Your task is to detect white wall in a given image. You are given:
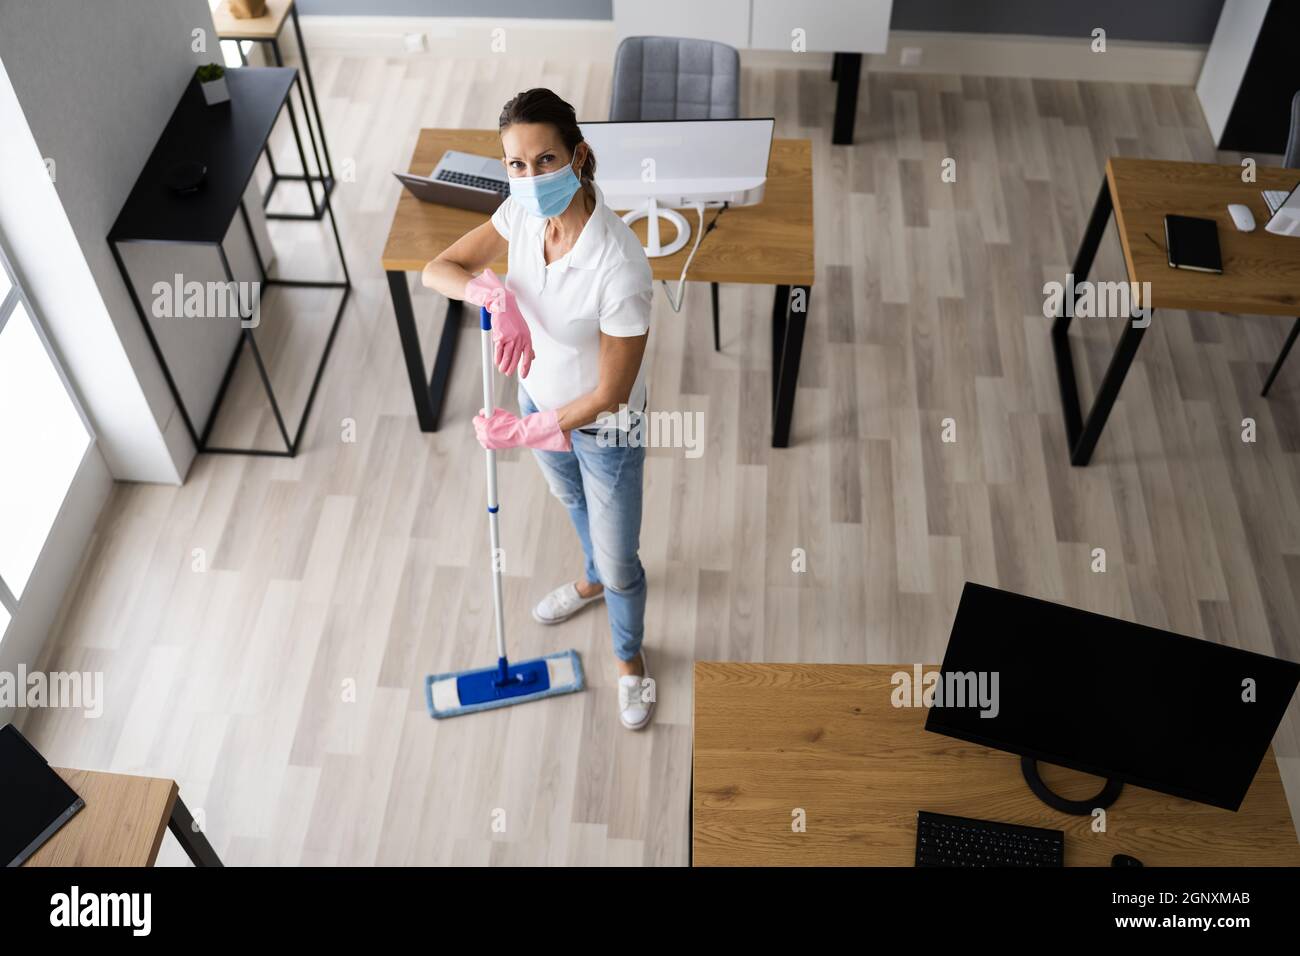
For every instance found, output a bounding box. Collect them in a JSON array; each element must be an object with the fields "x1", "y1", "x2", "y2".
[
  {"x1": 0, "y1": 53, "x2": 181, "y2": 483},
  {"x1": 0, "y1": 0, "x2": 272, "y2": 483},
  {"x1": 0, "y1": 0, "x2": 276, "y2": 716},
  {"x1": 0, "y1": 56, "x2": 117, "y2": 719},
  {"x1": 0, "y1": 447, "x2": 113, "y2": 731}
]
